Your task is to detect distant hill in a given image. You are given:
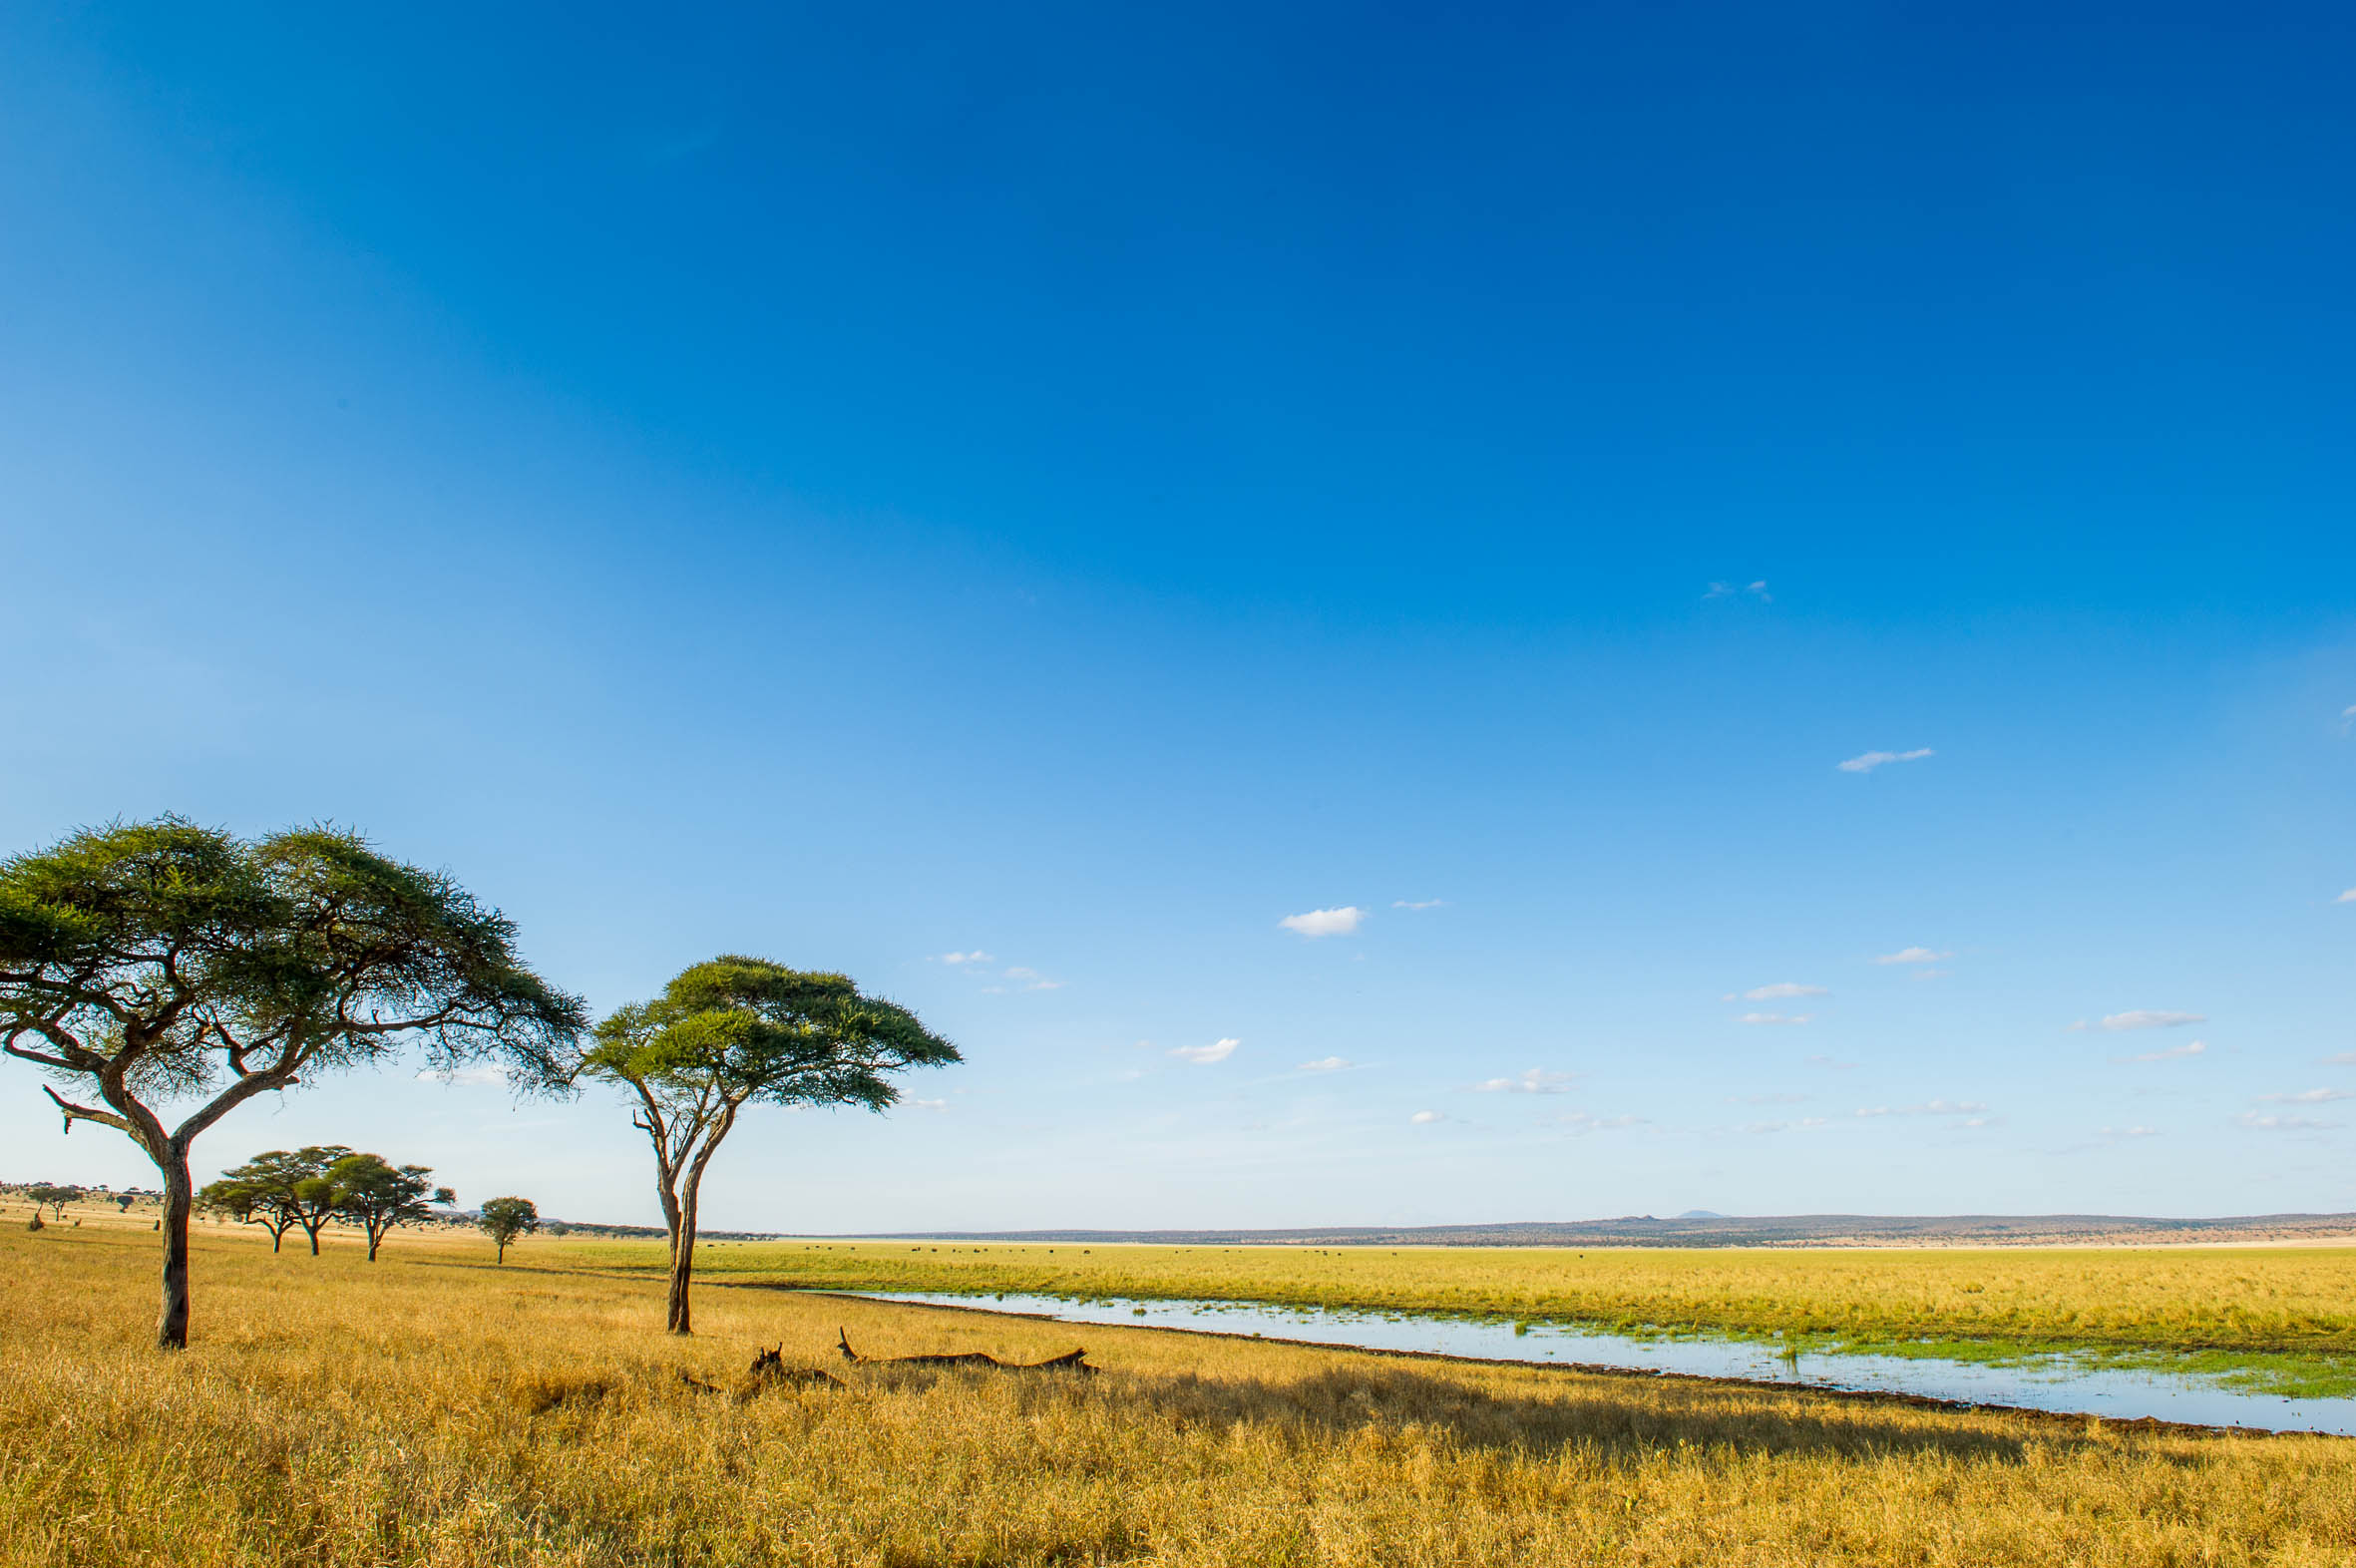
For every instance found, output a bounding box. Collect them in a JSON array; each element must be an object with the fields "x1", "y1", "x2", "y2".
[
  {"x1": 1675, "y1": 1210, "x2": 1727, "y2": 1220},
  {"x1": 825, "y1": 1212, "x2": 2356, "y2": 1249}
]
